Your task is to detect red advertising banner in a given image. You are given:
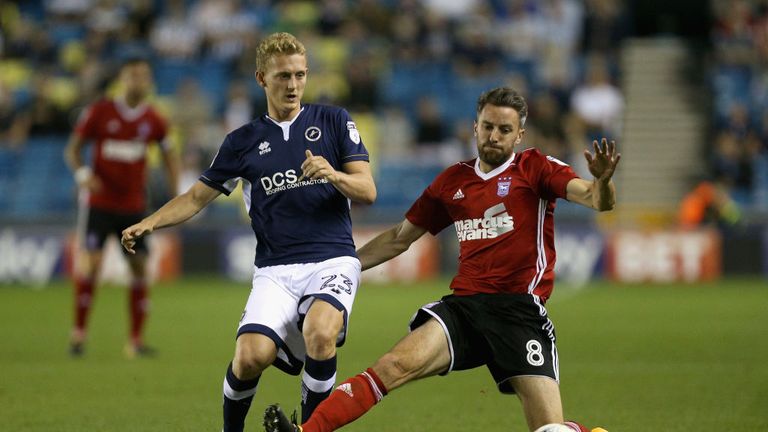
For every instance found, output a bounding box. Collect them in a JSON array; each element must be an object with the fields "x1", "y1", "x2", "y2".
[{"x1": 605, "y1": 229, "x2": 721, "y2": 283}]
